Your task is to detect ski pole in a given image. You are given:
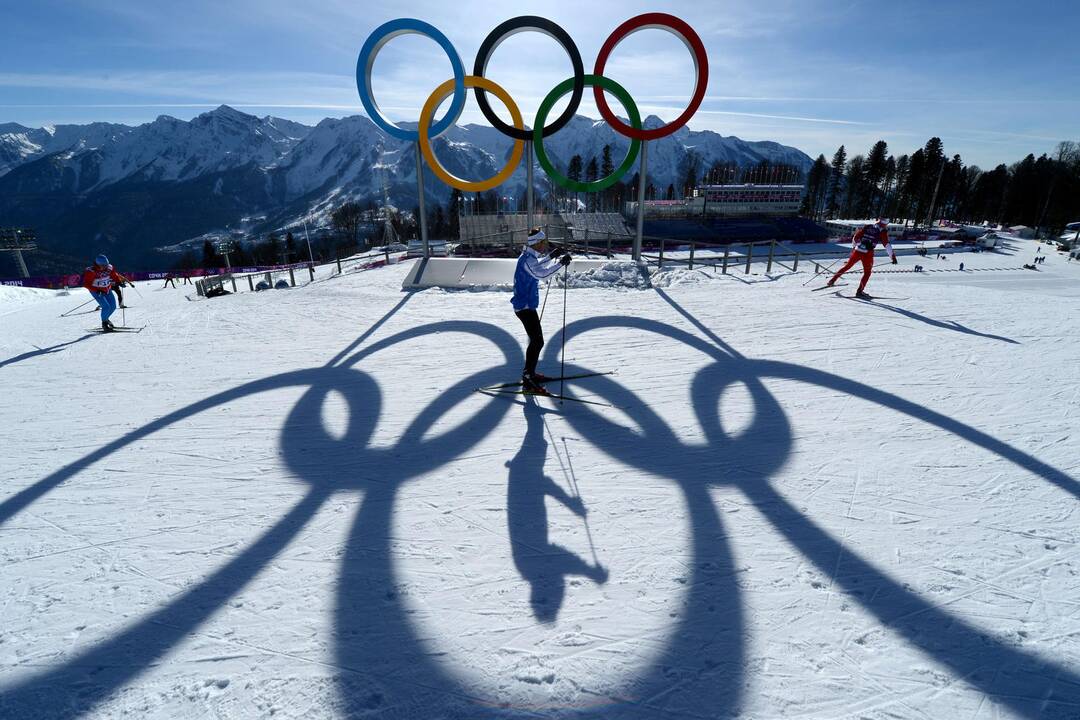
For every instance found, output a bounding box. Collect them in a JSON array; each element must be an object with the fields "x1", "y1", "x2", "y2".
[
  {"x1": 127, "y1": 279, "x2": 145, "y2": 300},
  {"x1": 559, "y1": 263, "x2": 568, "y2": 404},
  {"x1": 562, "y1": 437, "x2": 601, "y2": 566},
  {"x1": 539, "y1": 276, "x2": 552, "y2": 322},
  {"x1": 802, "y1": 256, "x2": 843, "y2": 286},
  {"x1": 60, "y1": 298, "x2": 94, "y2": 317}
]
